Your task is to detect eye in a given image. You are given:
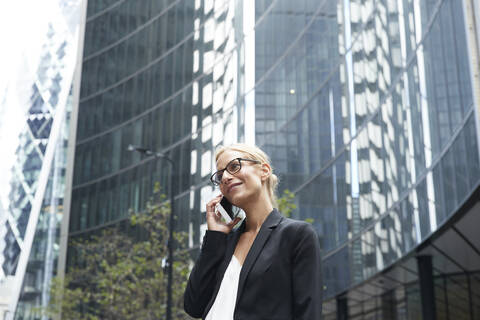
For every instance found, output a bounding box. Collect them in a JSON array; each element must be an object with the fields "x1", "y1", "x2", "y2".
[{"x1": 228, "y1": 162, "x2": 240, "y2": 172}]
